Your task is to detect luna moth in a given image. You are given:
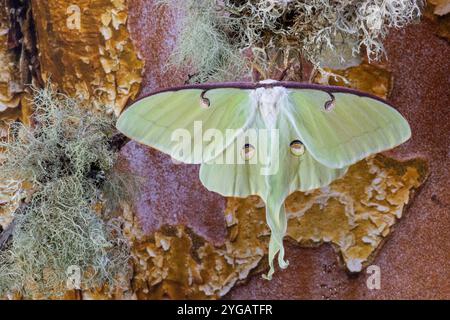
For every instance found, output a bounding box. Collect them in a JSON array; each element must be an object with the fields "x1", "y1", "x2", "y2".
[{"x1": 116, "y1": 80, "x2": 411, "y2": 279}]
